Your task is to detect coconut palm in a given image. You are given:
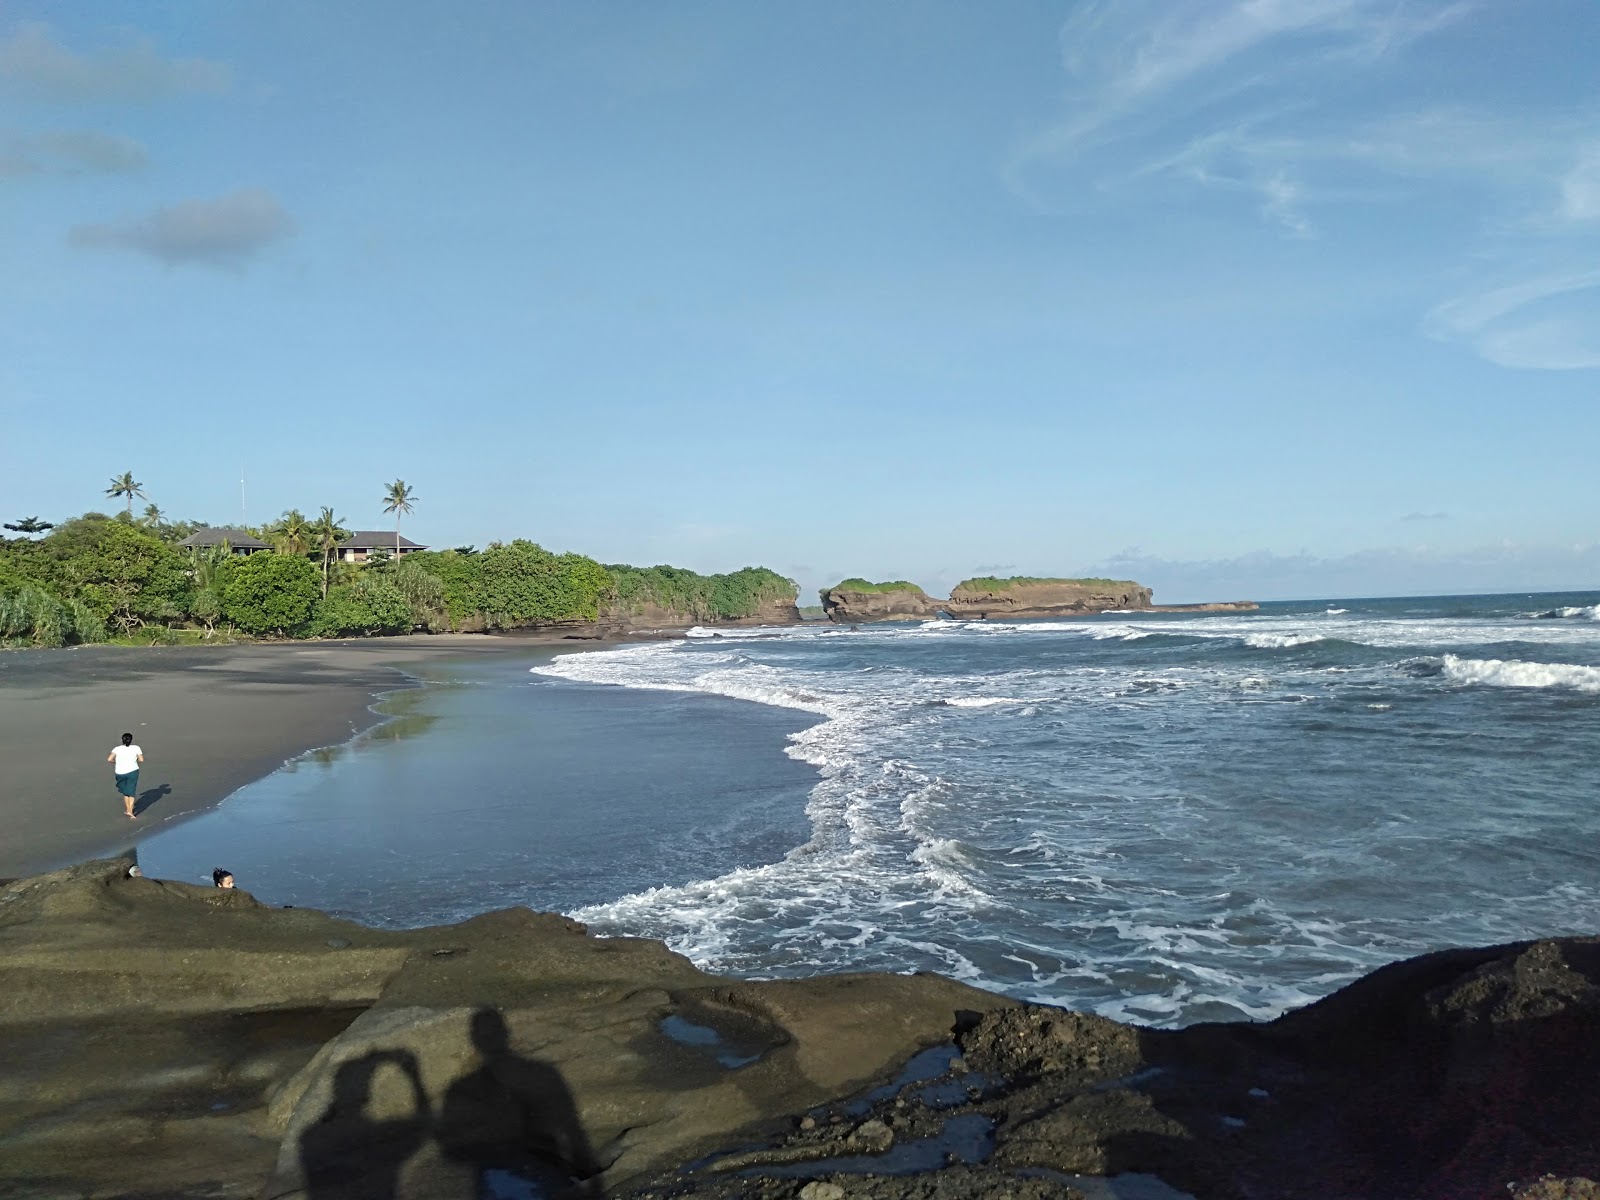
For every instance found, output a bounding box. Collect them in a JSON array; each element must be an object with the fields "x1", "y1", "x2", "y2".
[
  {"x1": 3, "y1": 516, "x2": 53, "y2": 535},
  {"x1": 312, "y1": 506, "x2": 349, "y2": 598},
  {"x1": 140, "y1": 502, "x2": 164, "y2": 528},
  {"x1": 105, "y1": 472, "x2": 145, "y2": 515},
  {"x1": 271, "y1": 509, "x2": 312, "y2": 556},
  {"x1": 381, "y1": 479, "x2": 417, "y2": 556}
]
